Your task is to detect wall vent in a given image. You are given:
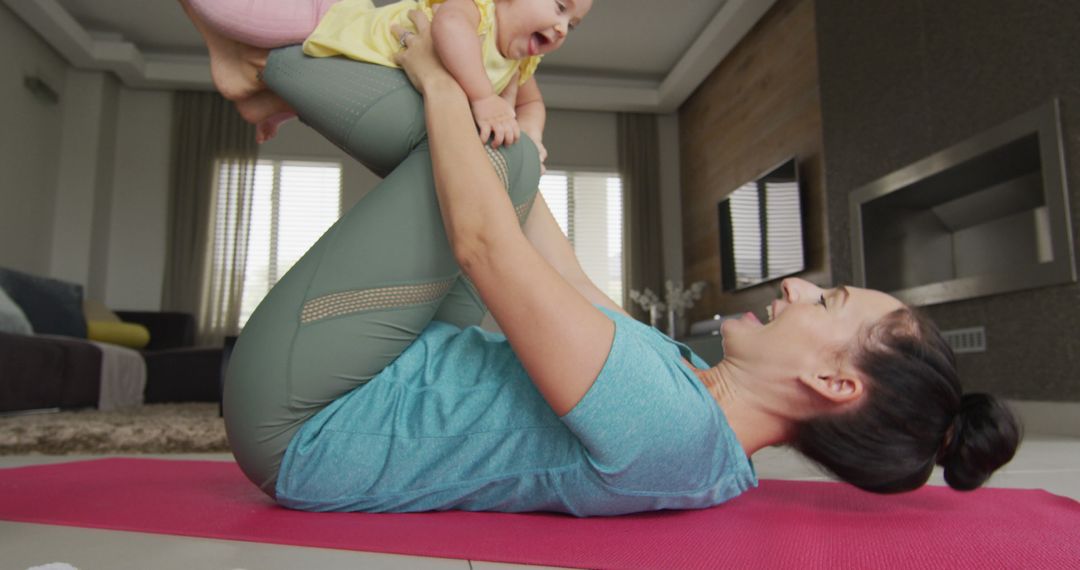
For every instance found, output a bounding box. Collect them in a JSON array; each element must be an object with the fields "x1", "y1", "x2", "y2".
[{"x1": 942, "y1": 327, "x2": 987, "y2": 354}]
